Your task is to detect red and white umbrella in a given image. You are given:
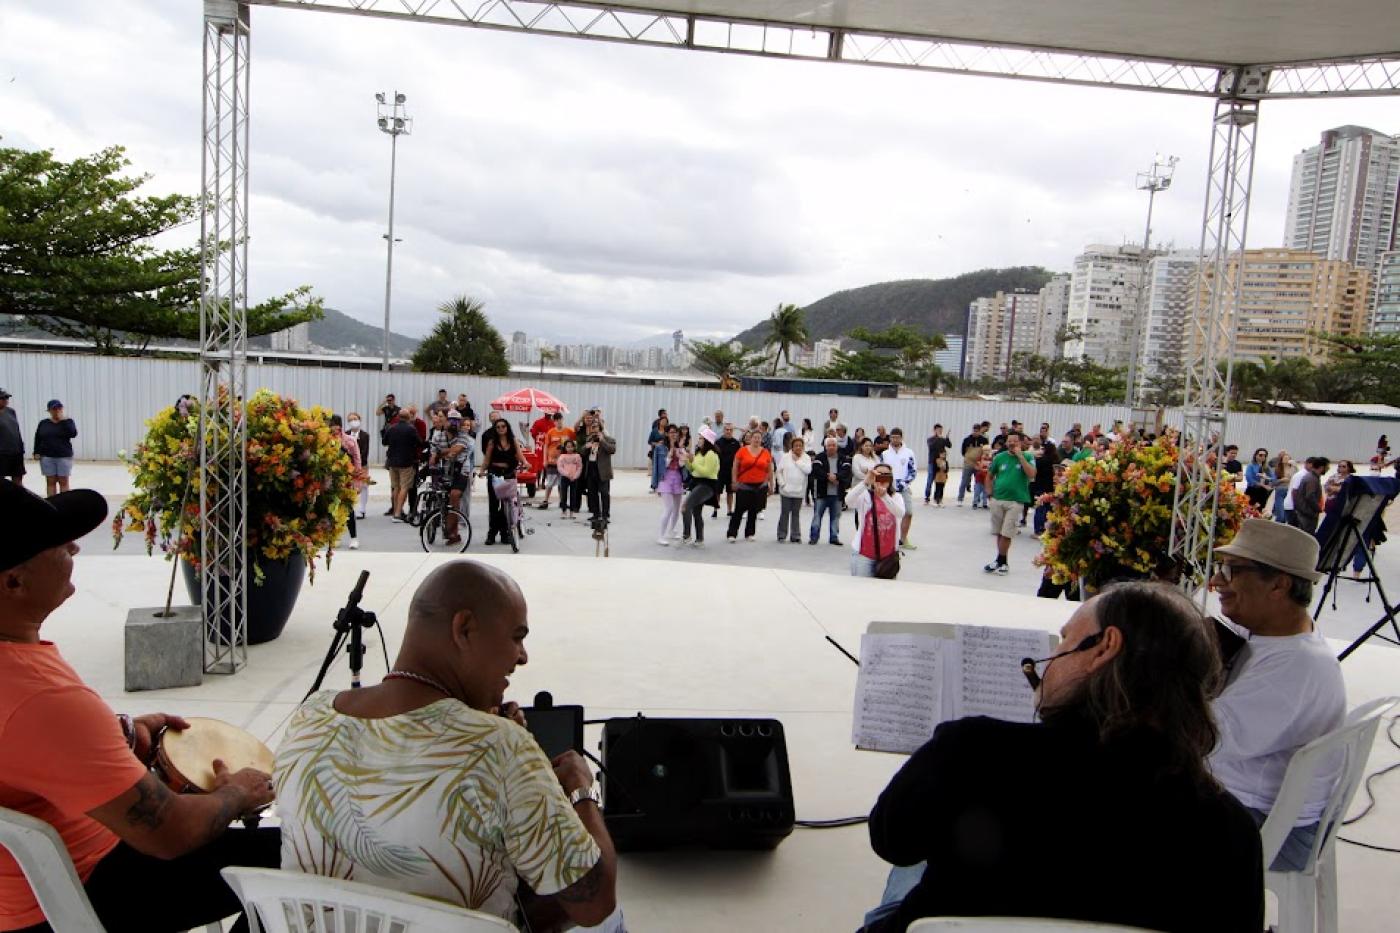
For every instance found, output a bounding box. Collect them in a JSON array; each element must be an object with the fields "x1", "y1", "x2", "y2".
[{"x1": 489, "y1": 387, "x2": 569, "y2": 414}]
